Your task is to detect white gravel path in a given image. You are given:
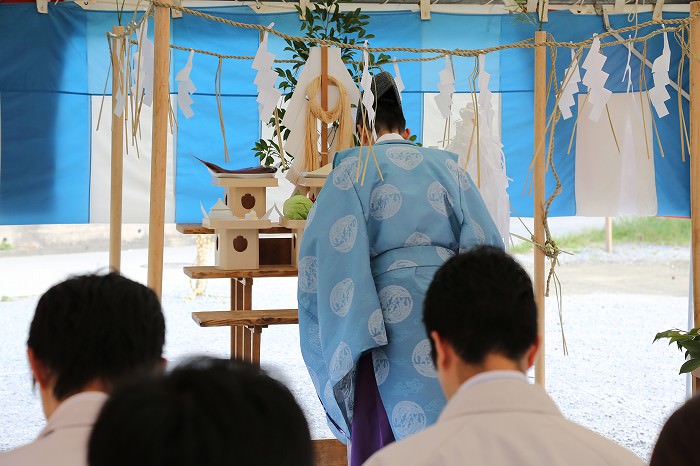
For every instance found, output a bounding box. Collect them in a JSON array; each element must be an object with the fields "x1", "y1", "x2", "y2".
[{"x1": 0, "y1": 243, "x2": 691, "y2": 462}]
